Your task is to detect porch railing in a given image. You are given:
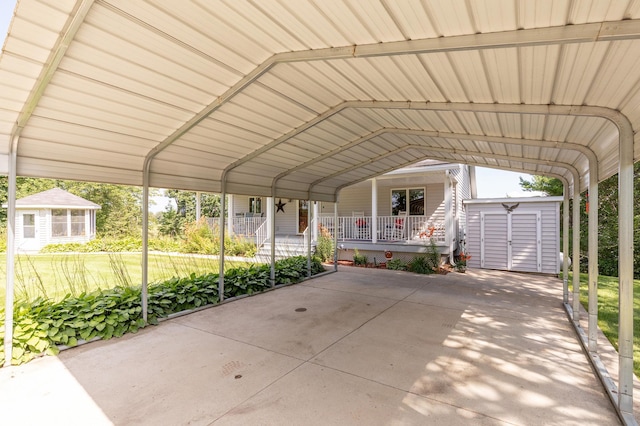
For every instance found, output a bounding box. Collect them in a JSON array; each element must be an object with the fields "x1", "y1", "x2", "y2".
[
  {"x1": 255, "y1": 219, "x2": 268, "y2": 249},
  {"x1": 315, "y1": 215, "x2": 446, "y2": 243}
]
